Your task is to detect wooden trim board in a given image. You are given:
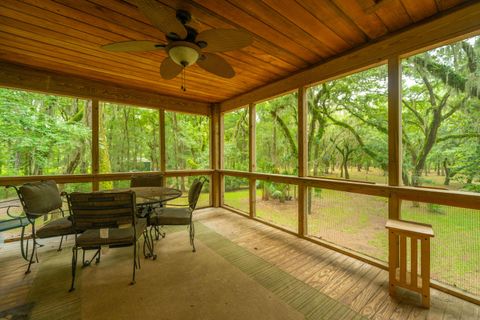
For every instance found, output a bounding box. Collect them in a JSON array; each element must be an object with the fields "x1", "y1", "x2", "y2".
[{"x1": 0, "y1": 61, "x2": 210, "y2": 115}]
